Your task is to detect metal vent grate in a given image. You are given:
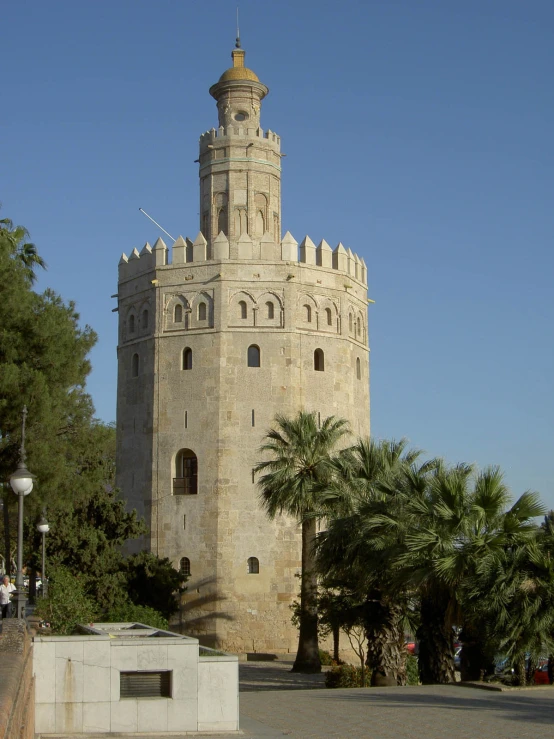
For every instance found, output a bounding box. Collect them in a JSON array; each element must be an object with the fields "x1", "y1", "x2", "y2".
[{"x1": 120, "y1": 670, "x2": 171, "y2": 699}]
